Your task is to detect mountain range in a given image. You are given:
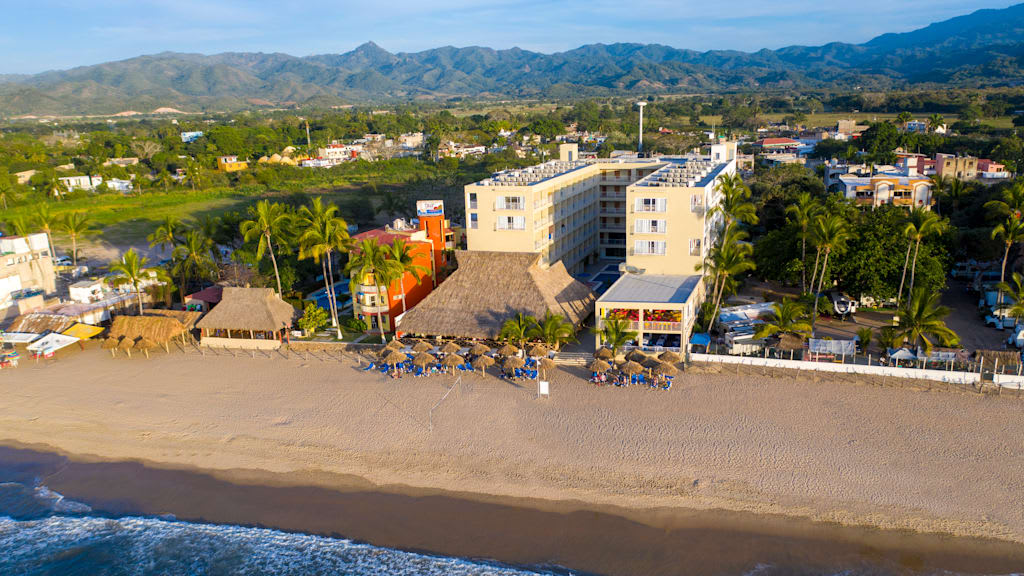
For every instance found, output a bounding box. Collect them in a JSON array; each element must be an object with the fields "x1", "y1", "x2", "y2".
[{"x1": 2, "y1": 3, "x2": 1023, "y2": 116}]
